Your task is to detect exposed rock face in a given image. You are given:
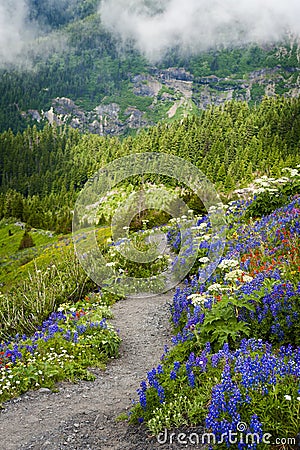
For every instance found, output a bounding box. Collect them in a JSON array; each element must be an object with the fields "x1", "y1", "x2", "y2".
[
  {"x1": 44, "y1": 107, "x2": 63, "y2": 126},
  {"x1": 132, "y1": 75, "x2": 162, "y2": 97},
  {"x1": 25, "y1": 63, "x2": 300, "y2": 136},
  {"x1": 153, "y1": 67, "x2": 194, "y2": 82},
  {"x1": 27, "y1": 110, "x2": 42, "y2": 122}
]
